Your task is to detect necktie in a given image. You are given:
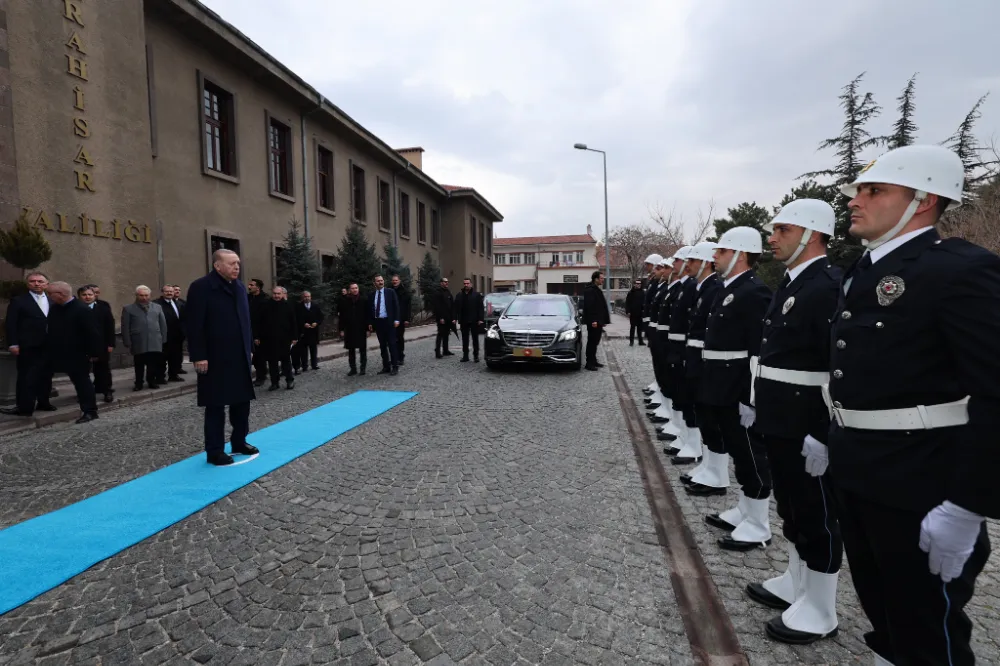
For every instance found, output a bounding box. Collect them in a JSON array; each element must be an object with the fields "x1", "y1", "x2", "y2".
[
  {"x1": 375, "y1": 290, "x2": 382, "y2": 318},
  {"x1": 855, "y1": 252, "x2": 873, "y2": 277},
  {"x1": 779, "y1": 274, "x2": 792, "y2": 291}
]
